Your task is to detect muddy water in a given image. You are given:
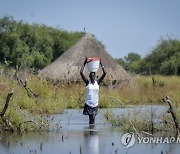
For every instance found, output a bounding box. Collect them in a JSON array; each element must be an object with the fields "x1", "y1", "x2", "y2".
[{"x1": 0, "y1": 106, "x2": 180, "y2": 154}]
